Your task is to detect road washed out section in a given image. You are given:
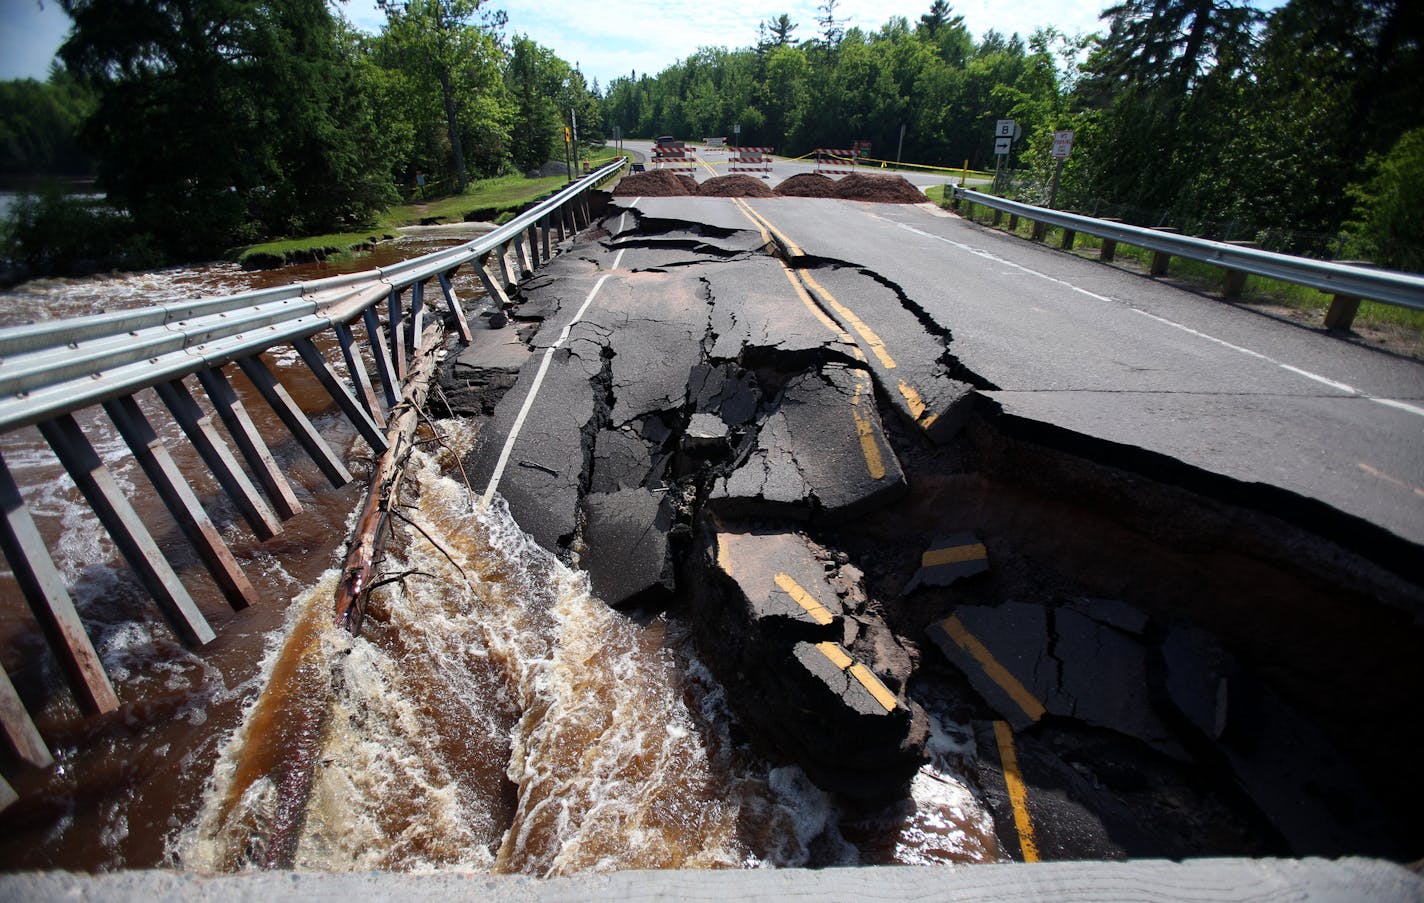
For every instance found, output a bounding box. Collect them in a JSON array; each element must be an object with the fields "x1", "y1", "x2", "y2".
[{"x1": 446, "y1": 187, "x2": 1424, "y2": 866}]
